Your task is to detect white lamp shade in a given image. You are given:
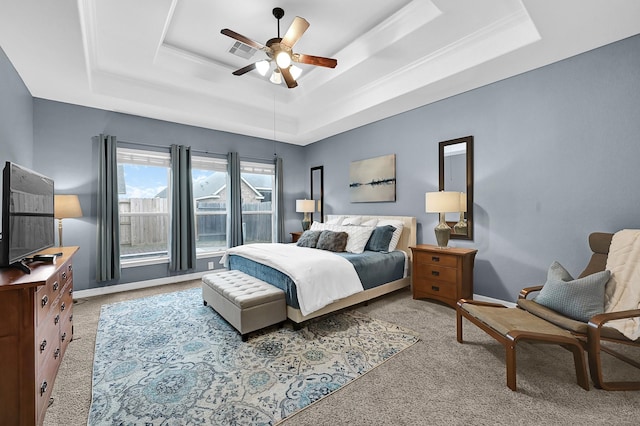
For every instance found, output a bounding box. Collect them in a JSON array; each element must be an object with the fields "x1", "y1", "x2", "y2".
[
  {"x1": 296, "y1": 199, "x2": 315, "y2": 213},
  {"x1": 255, "y1": 60, "x2": 270, "y2": 76},
  {"x1": 290, "y1": 65, "x2": 303, "y2": 80},
  {"x1": 425, "y1": 191, "x2": 460, "y2": 213},
  {"x1": 54, "y1": 194, "x2": 83, "y2": 219},
  {"x1": 459, "y1": 192, "x2": 467, "y2": 212},
  {"x1": 276, "y1": 51, "x2": 292, "y2": 68}
]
